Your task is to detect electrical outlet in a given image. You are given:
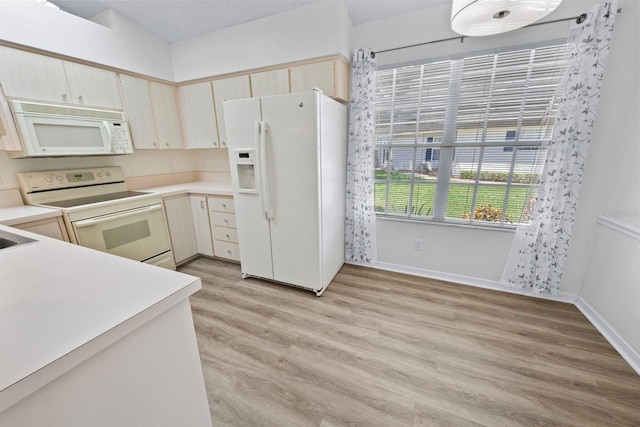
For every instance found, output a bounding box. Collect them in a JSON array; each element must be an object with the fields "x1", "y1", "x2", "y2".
[{"x1": 414, "y1": 239, "x2": 423, "y2": 251}]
